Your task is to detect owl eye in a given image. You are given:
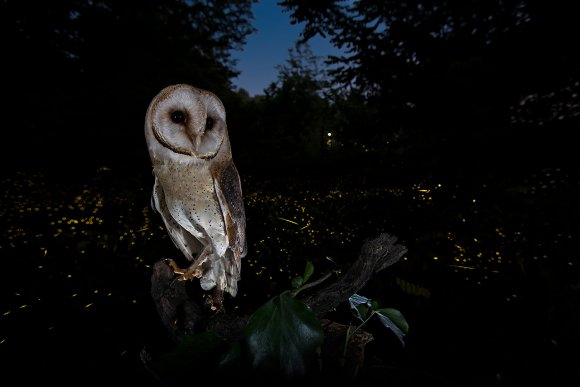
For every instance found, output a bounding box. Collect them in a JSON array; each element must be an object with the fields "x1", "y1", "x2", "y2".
[
  {"x1": 170, "y1": 111, "x2": 185, "y2": 124},
  {"x1": 205, "y1": 117, "x2": 214, "y2": 130}
]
